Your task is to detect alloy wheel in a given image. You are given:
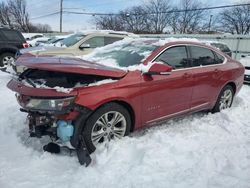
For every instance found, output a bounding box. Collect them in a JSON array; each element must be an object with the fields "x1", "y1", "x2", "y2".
[
  {"x1": 2, "y1": 56, "x2": 14, "y2": 67},
  {"x1": 219, "y1": 89, "x2": 233, "y2": 110},
  {"x1": 91, "y1": 111, "x2": 127, "y2": 147}
]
